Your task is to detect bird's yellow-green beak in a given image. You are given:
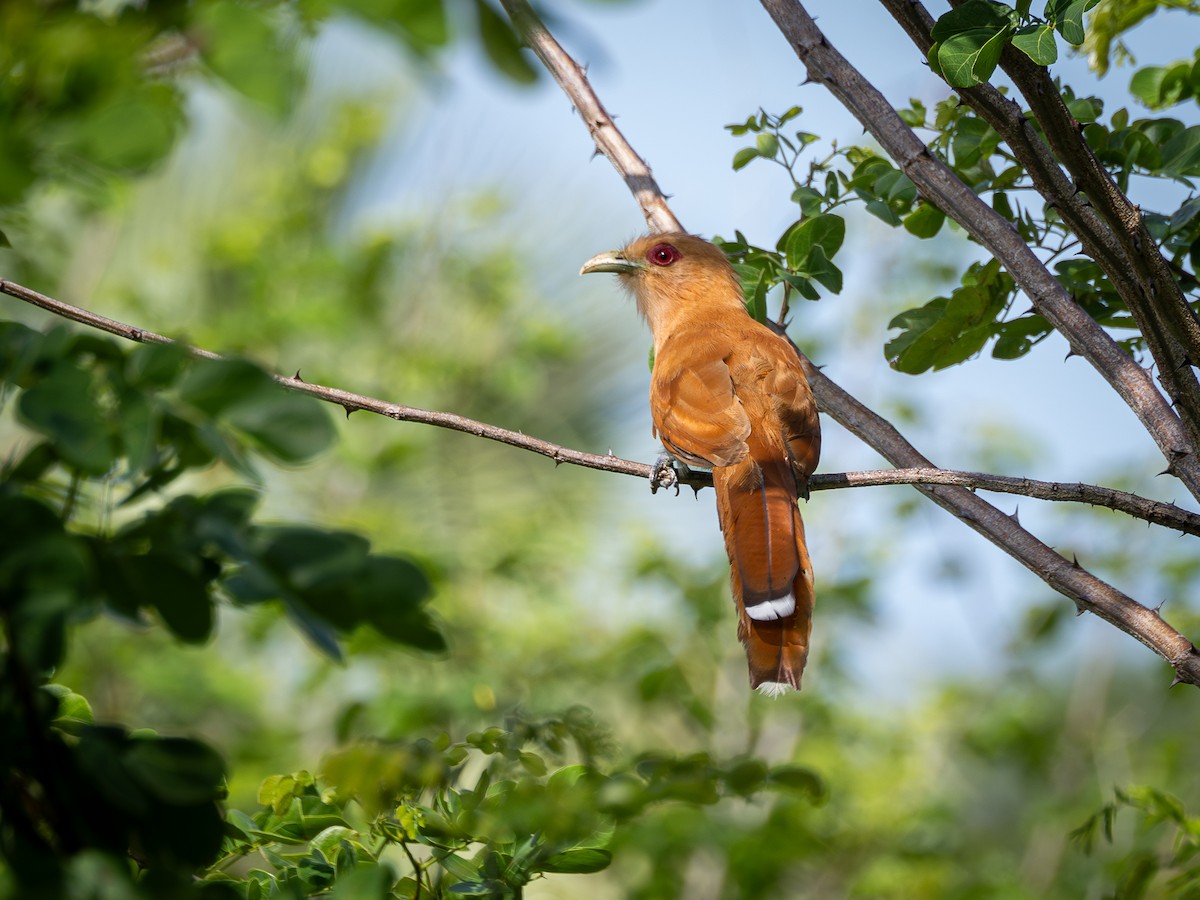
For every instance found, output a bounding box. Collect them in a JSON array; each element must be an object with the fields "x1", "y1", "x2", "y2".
[{"x1": 580, "y1": 251, "x2": 644, "y2": 276}]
